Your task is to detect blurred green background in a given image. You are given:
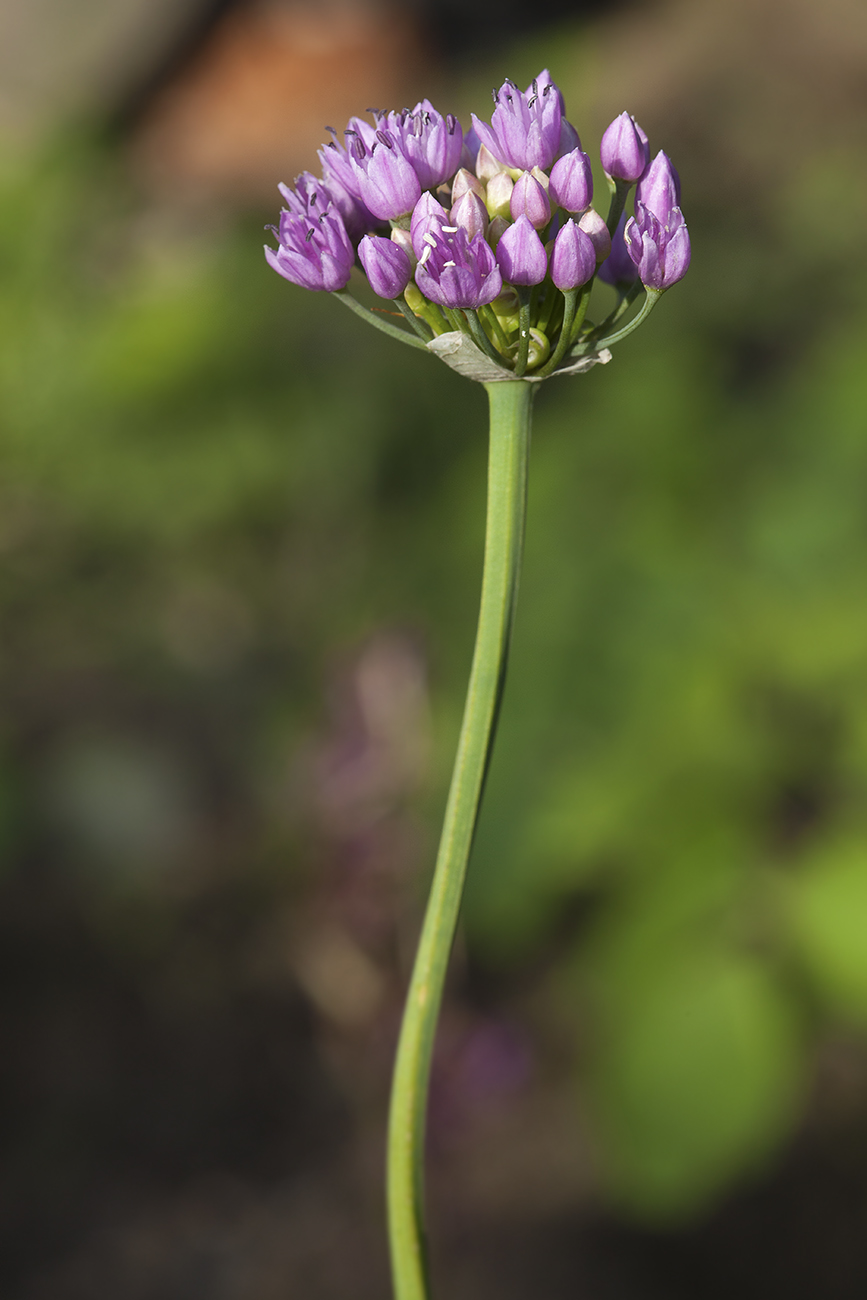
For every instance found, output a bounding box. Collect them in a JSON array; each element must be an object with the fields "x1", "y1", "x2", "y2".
[{"x1": 3, "y1": 0, "x2": 867, "y2": 1296}]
